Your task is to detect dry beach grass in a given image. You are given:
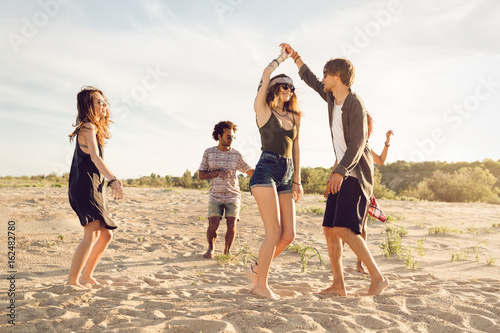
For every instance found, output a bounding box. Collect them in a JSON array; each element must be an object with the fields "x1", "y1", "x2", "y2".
[{"x1": 0, "y1": 187, "x2": 499, "y2": 332}]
